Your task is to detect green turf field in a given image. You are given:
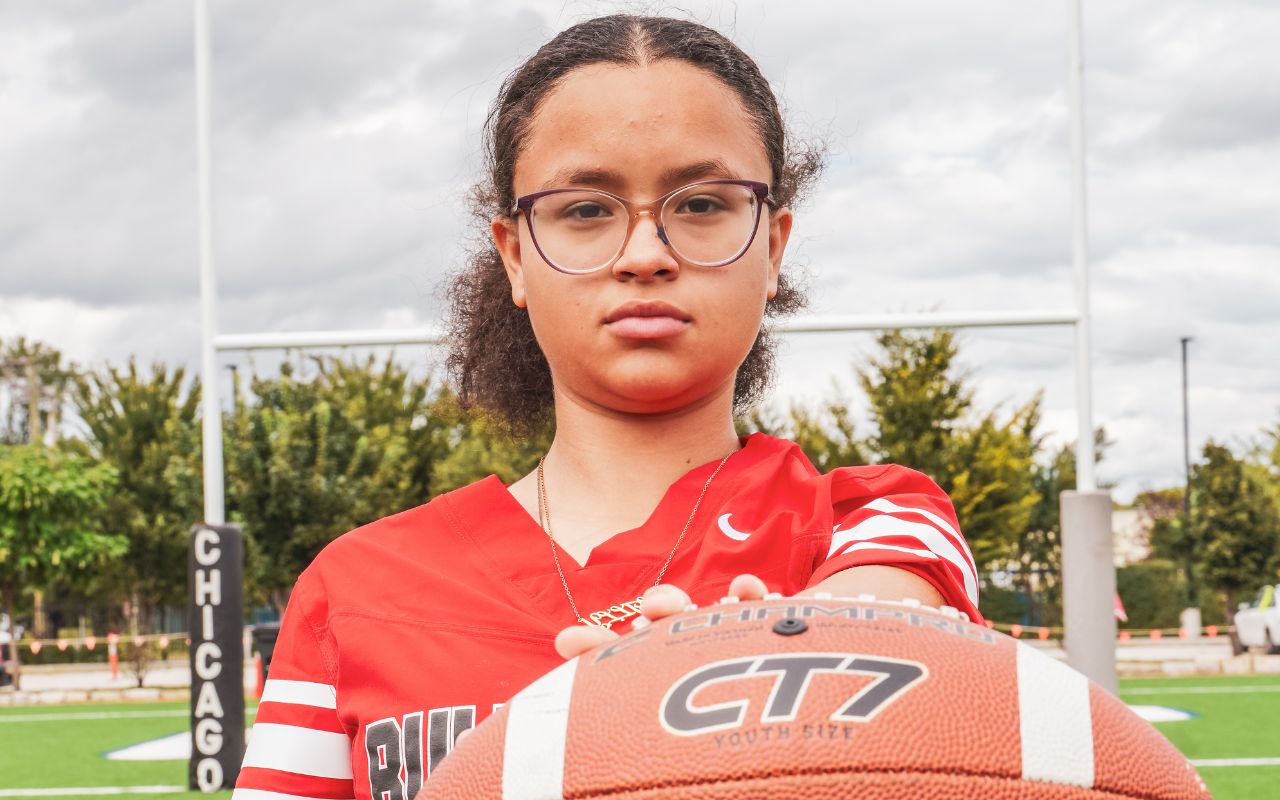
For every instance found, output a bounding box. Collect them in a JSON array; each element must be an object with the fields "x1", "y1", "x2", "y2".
[
  {"x1": 1117, "y1": 673, "x2": 1280, "y2": 799},
  {"x1": 0, "y1": 675, "x2": 1277, "y2": 798},
  {"x1": 0, "y1": 701, "x2": 254, "y2": 800}
]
